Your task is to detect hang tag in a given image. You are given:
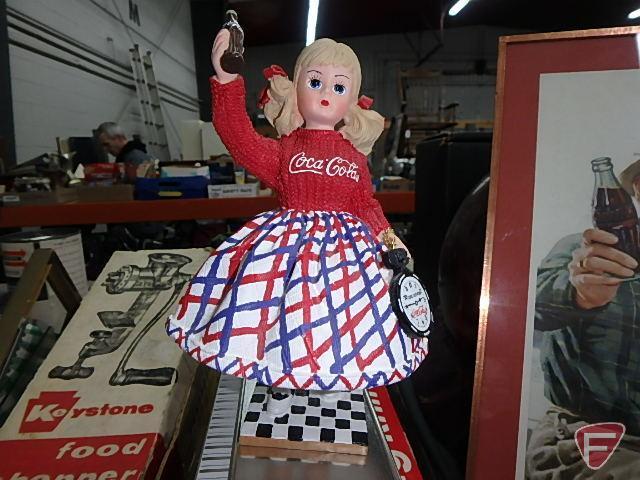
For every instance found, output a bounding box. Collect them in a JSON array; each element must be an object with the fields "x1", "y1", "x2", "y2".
[{"x1": 382, "y1": 248, "x2": 433, "y2": 338}]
